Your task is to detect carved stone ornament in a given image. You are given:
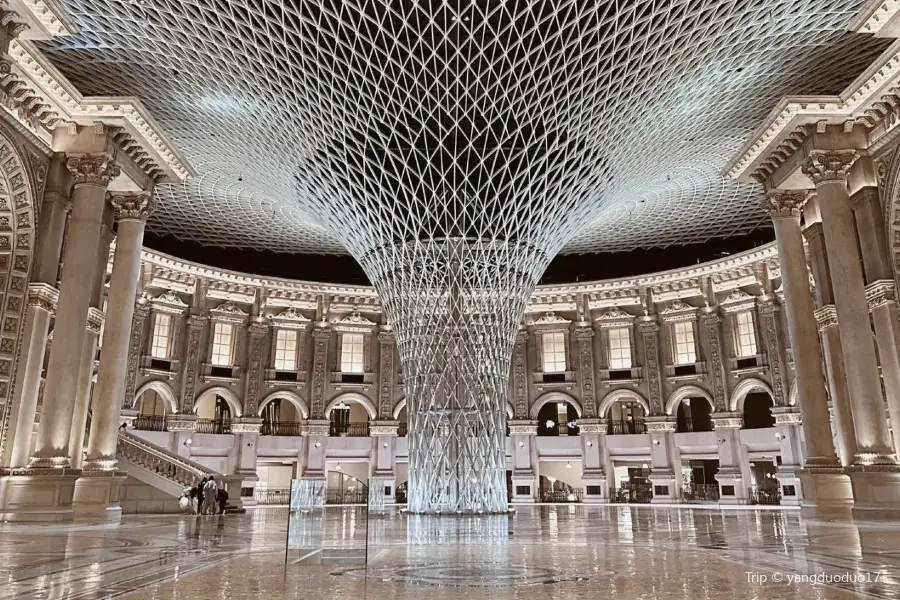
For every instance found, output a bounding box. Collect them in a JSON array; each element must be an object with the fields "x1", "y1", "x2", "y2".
[
  {"x1": 513, "y1": 331, "x2": 528, "y2": 418},
  {"x1": 123, "y1": 300, "x2": 151, "y2": 408},
  {"x1": 814, "y1": 305, "x2": 838, "y2": 332},
  {"x1": 310, "y1": 327, "x2": 331, "y2": 416},
  {"x1": 759, "y1": 305, "x2": 786, "y2": 405},
  {"x1": 638, "y1": 319, "x2": 663, "y2": 414},
  {"x1": 377, "y1": 330, "x2": 395, "y2": 418},
  {"x1": 151, "y1": 289, "x2": 188, "y2": 315},
  {"x1": 26, "y1": 282, "x2": 58, "y2": 312},
  {"x1": 86, "y1": 306, "x2": 105, "y2": 335},
  {"x1": 65, "y1": 153, "x2": 121, "y2": 187},
  {"x1": 575, "y1": 326, "x2": 596, "y2": 417},
  {"x1": 594, "y1": 306, "x2": 633, "y2": 328},
  {"x1": 719, "y1": 289, "x2": 756, "y2": 313},
  {"x1": 761, "y1": 190, "x2": 810, "y2": 219},
  {"x1": 700, "y1": 312, "x2": 727, "y2": 411},
  {"x1": 332, "y1": 309, "x2": 376, "y2": 332},
  {"x1": 210, "y1": 300, "x2": 248, "y2": 323},
  {"x1": 180, "y1": 315, "x2": 208, "y2": 413},
  {"x1": 532, "y1": 310, "x2": 571, "y2": 328},
  {"x1": 244, "y1": 324, "x2": 268, "y2": 415},
  {"x1": 110, "y1": 192, "x2": 154, "y2": 222},
  {"x1": 271, "y1": 306, "x2": 312, "y2": 330},
  {"x1": 865, "y1": 279, "x2": 897, "y2": 311},
  {"x1": 801, "y1": 150, "x2": 859, "y2": 185}
]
